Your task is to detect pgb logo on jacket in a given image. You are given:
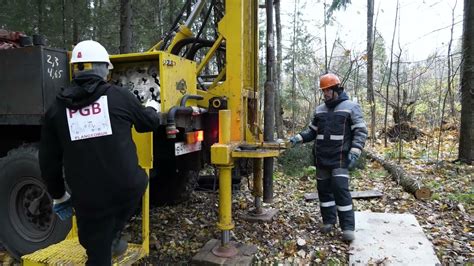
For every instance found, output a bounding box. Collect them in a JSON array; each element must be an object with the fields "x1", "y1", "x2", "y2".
[{"x1": 66, "y1": 96, "x2": 113, "y2": 141}]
